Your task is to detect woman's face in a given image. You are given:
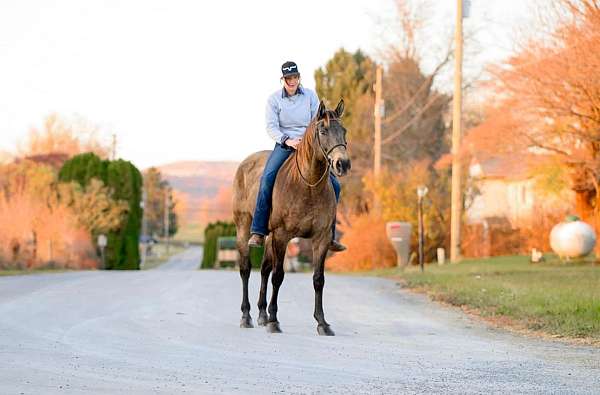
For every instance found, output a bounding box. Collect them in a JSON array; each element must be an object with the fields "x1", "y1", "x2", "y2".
[{"x1": 283, "y1": 75, "x2": 300, "y2": 92}]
